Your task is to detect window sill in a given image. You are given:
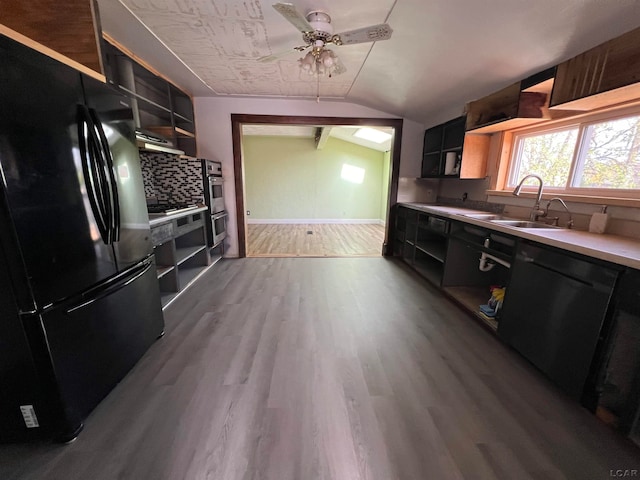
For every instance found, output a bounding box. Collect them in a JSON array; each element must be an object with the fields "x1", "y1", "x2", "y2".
[{"x1": 486, "y1": 190, "x2": 640, "y2": 208}]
